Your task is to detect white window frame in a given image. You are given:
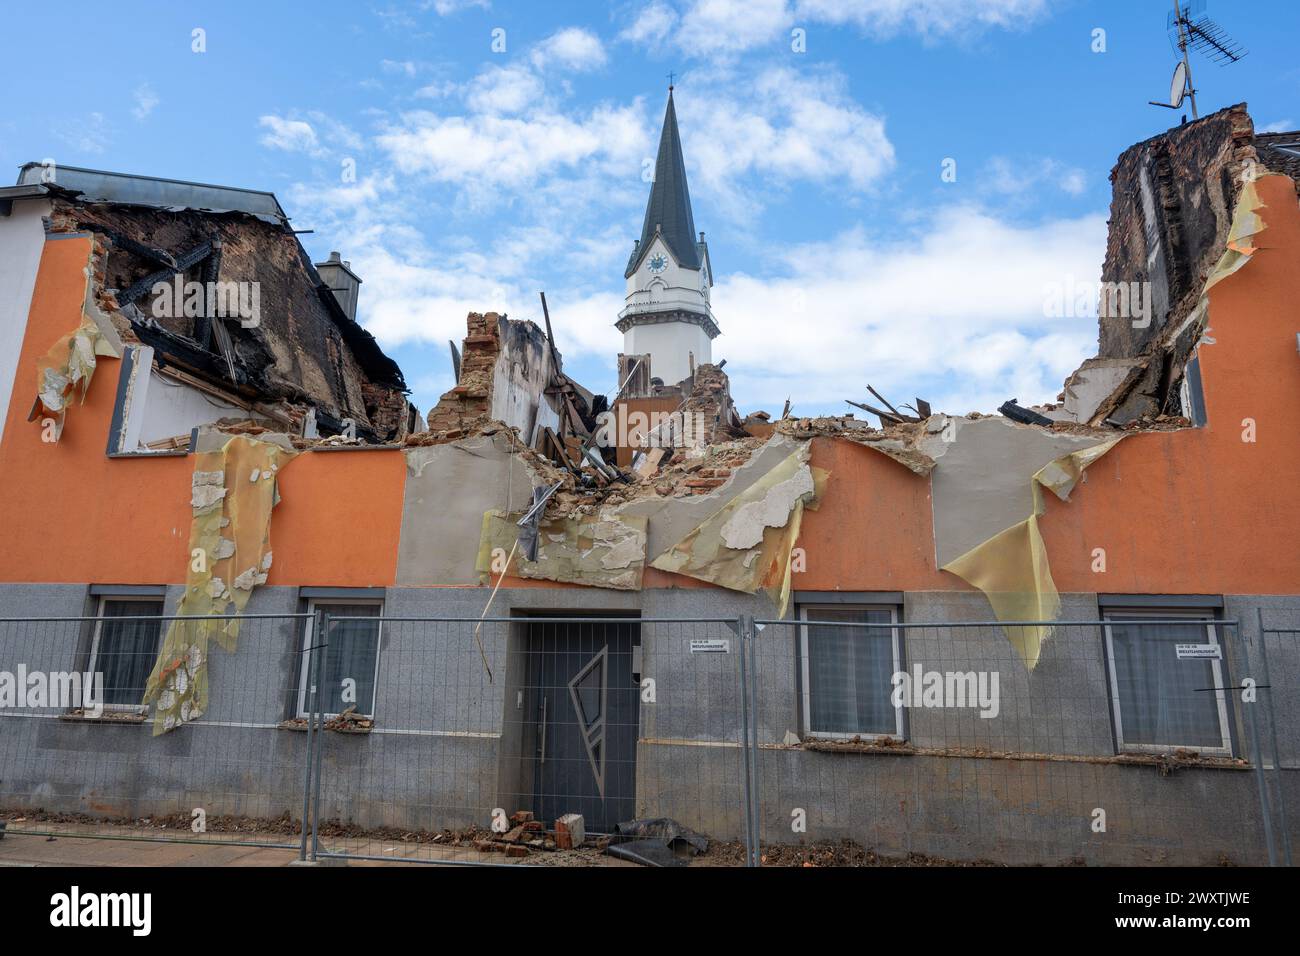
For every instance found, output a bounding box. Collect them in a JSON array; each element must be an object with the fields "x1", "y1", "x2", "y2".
[
  {"x1": 87, "y1": 595, "x2": 164, "y2": 713},
  {"x1": 296, "y1": 599, "x2": 384, "y2": 720},
  {"x1": 1102, "y1": 608, "x2": 1232, "y2": 756},
  {"x1": 798, "y1": 604, "x2": 904, "y2": 741}
]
